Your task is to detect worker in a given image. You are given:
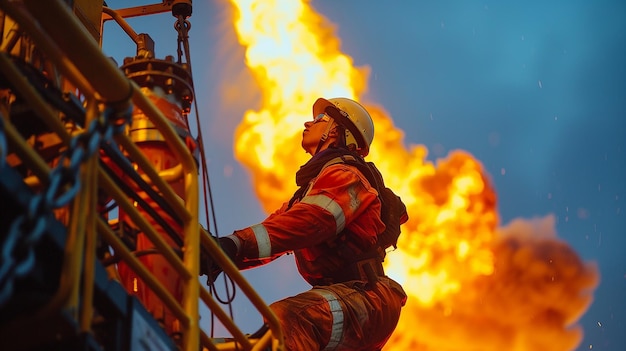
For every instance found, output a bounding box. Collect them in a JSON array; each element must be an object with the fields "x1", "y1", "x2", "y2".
[{"x1": 206, "y1": 97, "x2": 407, "y2": 350}]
